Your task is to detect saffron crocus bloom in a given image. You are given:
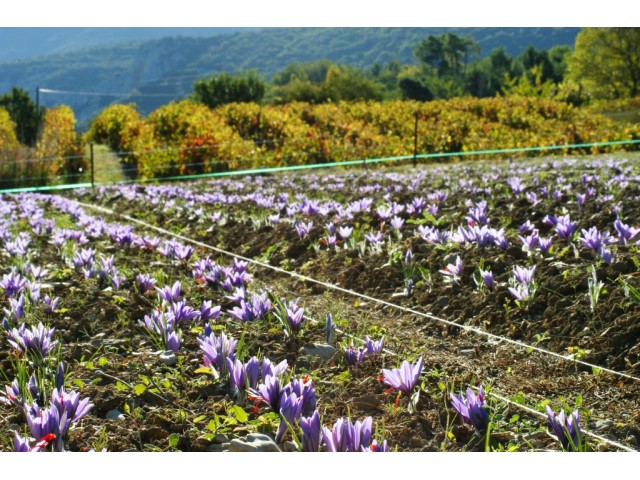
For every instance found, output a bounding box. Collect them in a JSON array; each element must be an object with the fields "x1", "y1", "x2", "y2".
[
  {"x1": 25, "y1": 404, "x2": 69, "y2": 452},
  {"x1": 155, "y1": 281, "x2": 182, "y2": 303},
  {"x1": 295, "y1": 221, "x2": 314, "y2": 240},
  {"x1": 51, "y1": 387, "x2": 93, "y2": 422},
  {"x1": 365, "y1": 336, "x2": 384, "y2": 356},
  {"x1": 199, "y1": 300, "x2": 221, "y2": 322},
  {"x1": 338, "y1": 226, "x2": 353, "y2": 239},
  {"x1": 322, "y1": 416, "x2": 373, "y2": 452},
  {"x1": 450, "y1": 386, "x2": 489, "y2": 433},
  {"x1": 512, "y1": 265, "x2": 536, "y2": 285},
  {"x1": 344, "y1": 344, "x2": 366, "y2": 366},
  {"x1": 135, "y1": 274, "x2": 157, "y2": 294},
  {"x1": 300, "y1": 410, "x2": 321, "y2": 452},
  {"x1": 251, "y1": 374, "x2": 283, "y2": 413},
  {"x1": 43, "y1": 295, "x2": 59, "y2": 315},
  {"x1": 613, "y1": 219, "x2": 640, "y2": 245},
  {"x1": 546, "y1": 405, "x2": 583, "y2": 451},
  {"x1": 480, "y1": 270, "x2": 494, "y2": 289},
  {"x1": 364, "y1": 230, "x2": 383, "y2": 245},
  {"x1": 226, "y1": 358, "x2": 246, "y2": 393},
  {"x1": 275, "y1": 392, "x2": 303, "y2": 444},
  {"x1": 245, "y1": 356, "x2": 261, "y2": 390},
  {"x1": 381, "y1": 356, "x2": 423, "y2": 395},
  {"x1": 440, "y1": 256, "x2": 463, "y2": 279},
  {"x1": 390, "y1": 216, "x2": 404, "y2": 230},
  {"x1": 198, "y1": 330, "x2": 237, "y2": 376},
  {"x1": 362, "y1": 439, "x2": 389, "y2": 452},
  {"x1": 285, "y1": 299, "x2": 305, "y2": 332},
  {"x1": 8, "y1": 323, "x2": 58, "y2": 357}
]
